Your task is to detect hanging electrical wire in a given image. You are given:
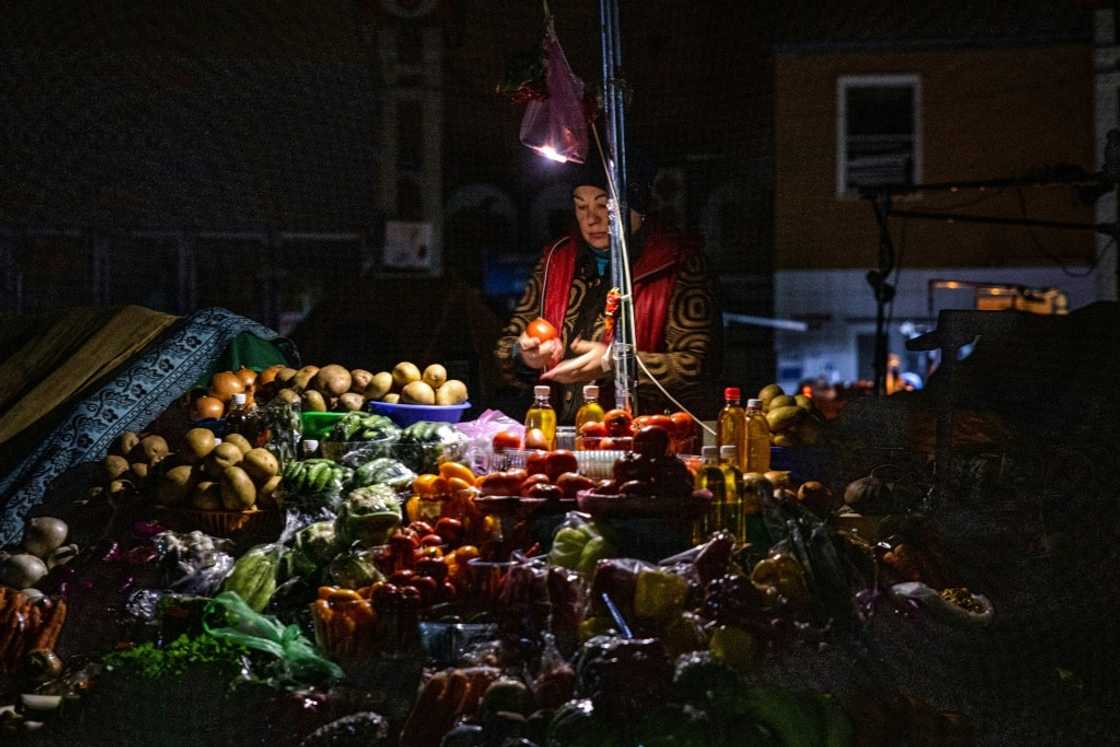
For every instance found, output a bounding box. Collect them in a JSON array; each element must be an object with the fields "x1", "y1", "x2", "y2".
[
  {"x1": 1015, "y1": 188, "x2": 1113, "y2": 278},
  {"x1": 590, "y1": 122, "x2": 717, "y2": 436}
]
